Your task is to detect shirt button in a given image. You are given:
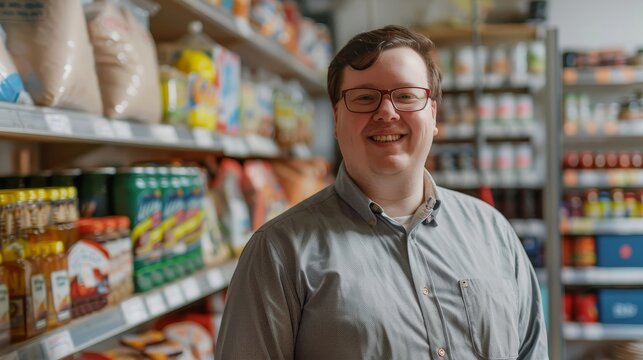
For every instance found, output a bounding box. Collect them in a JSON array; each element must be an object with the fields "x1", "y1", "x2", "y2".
[
  {"x1": 368, "y1": 219, "x2": 376, "y2": 226},
  {"x1": 437, "y1": 348, "x2": 446, "y2": 357},
  {"x1": 421, "y1": 287, "x2": 429, "y2": 296}
]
